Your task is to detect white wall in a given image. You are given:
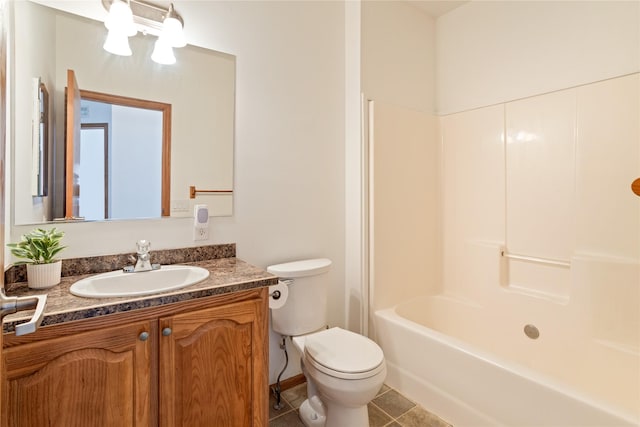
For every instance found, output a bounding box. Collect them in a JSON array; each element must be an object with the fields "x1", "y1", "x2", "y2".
[
  {"x1": 344, "y1": 0, "x2": 363, "y2": 334},
  {"x1": 436, "y1": 0, "x2": 640, "y2": 114},
  {"x1": 11, "y1": 1, "x2": 346, "y2": 385},
  {"x1": 362, "y1": 1, "x2": 436, "y2": 112}
]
